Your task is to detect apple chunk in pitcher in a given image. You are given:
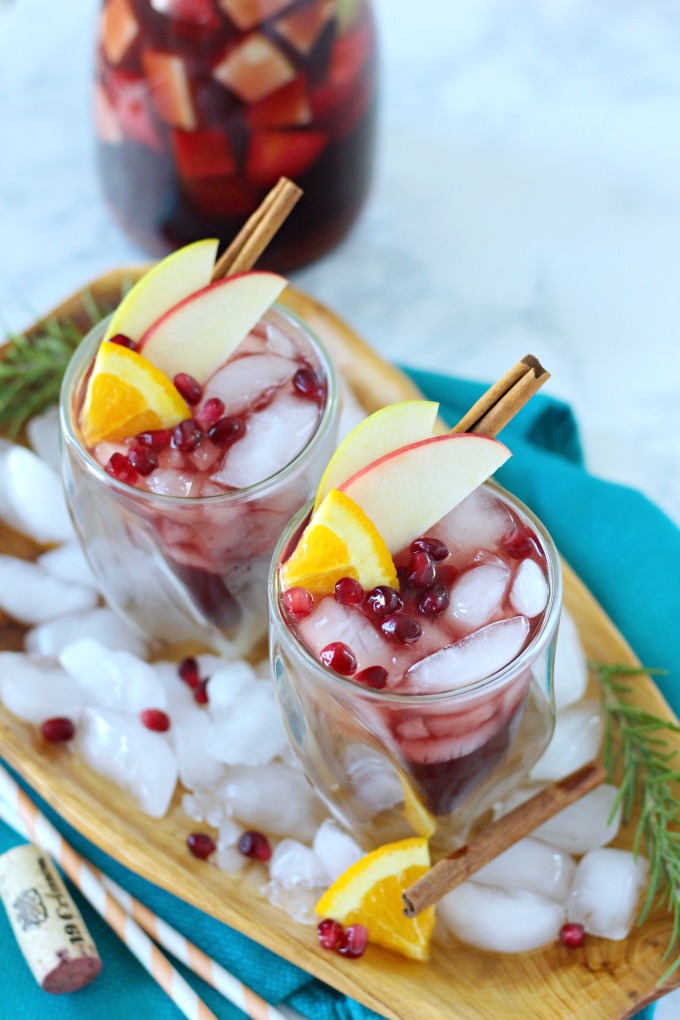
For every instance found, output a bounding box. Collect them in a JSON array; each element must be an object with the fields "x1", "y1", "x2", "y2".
[
  {"x1": 269, "y1": 403, "x2": 561, "y2": 852},
  {"x1": 61, "y1": 239, "x2": 339, "y2": 654}
]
